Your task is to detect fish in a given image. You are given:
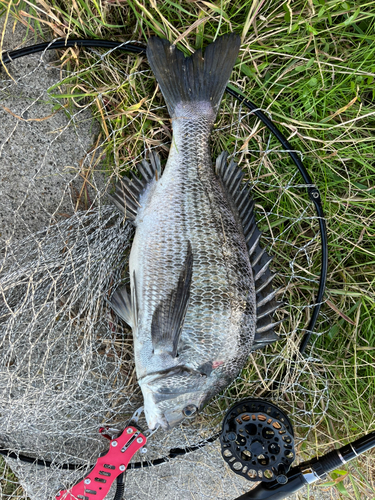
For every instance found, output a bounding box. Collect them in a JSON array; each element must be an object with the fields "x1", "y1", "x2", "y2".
[{"x1": 109, "y1": 34, "x2": 281, "y2": 430}]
